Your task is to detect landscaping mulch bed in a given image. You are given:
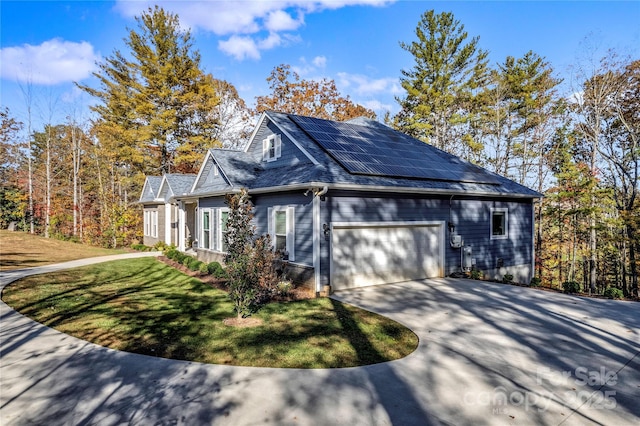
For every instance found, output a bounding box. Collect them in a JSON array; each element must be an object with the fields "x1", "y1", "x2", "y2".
[{"x1": 157, "y1": 256, "x2": 315, "y2": 301}]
